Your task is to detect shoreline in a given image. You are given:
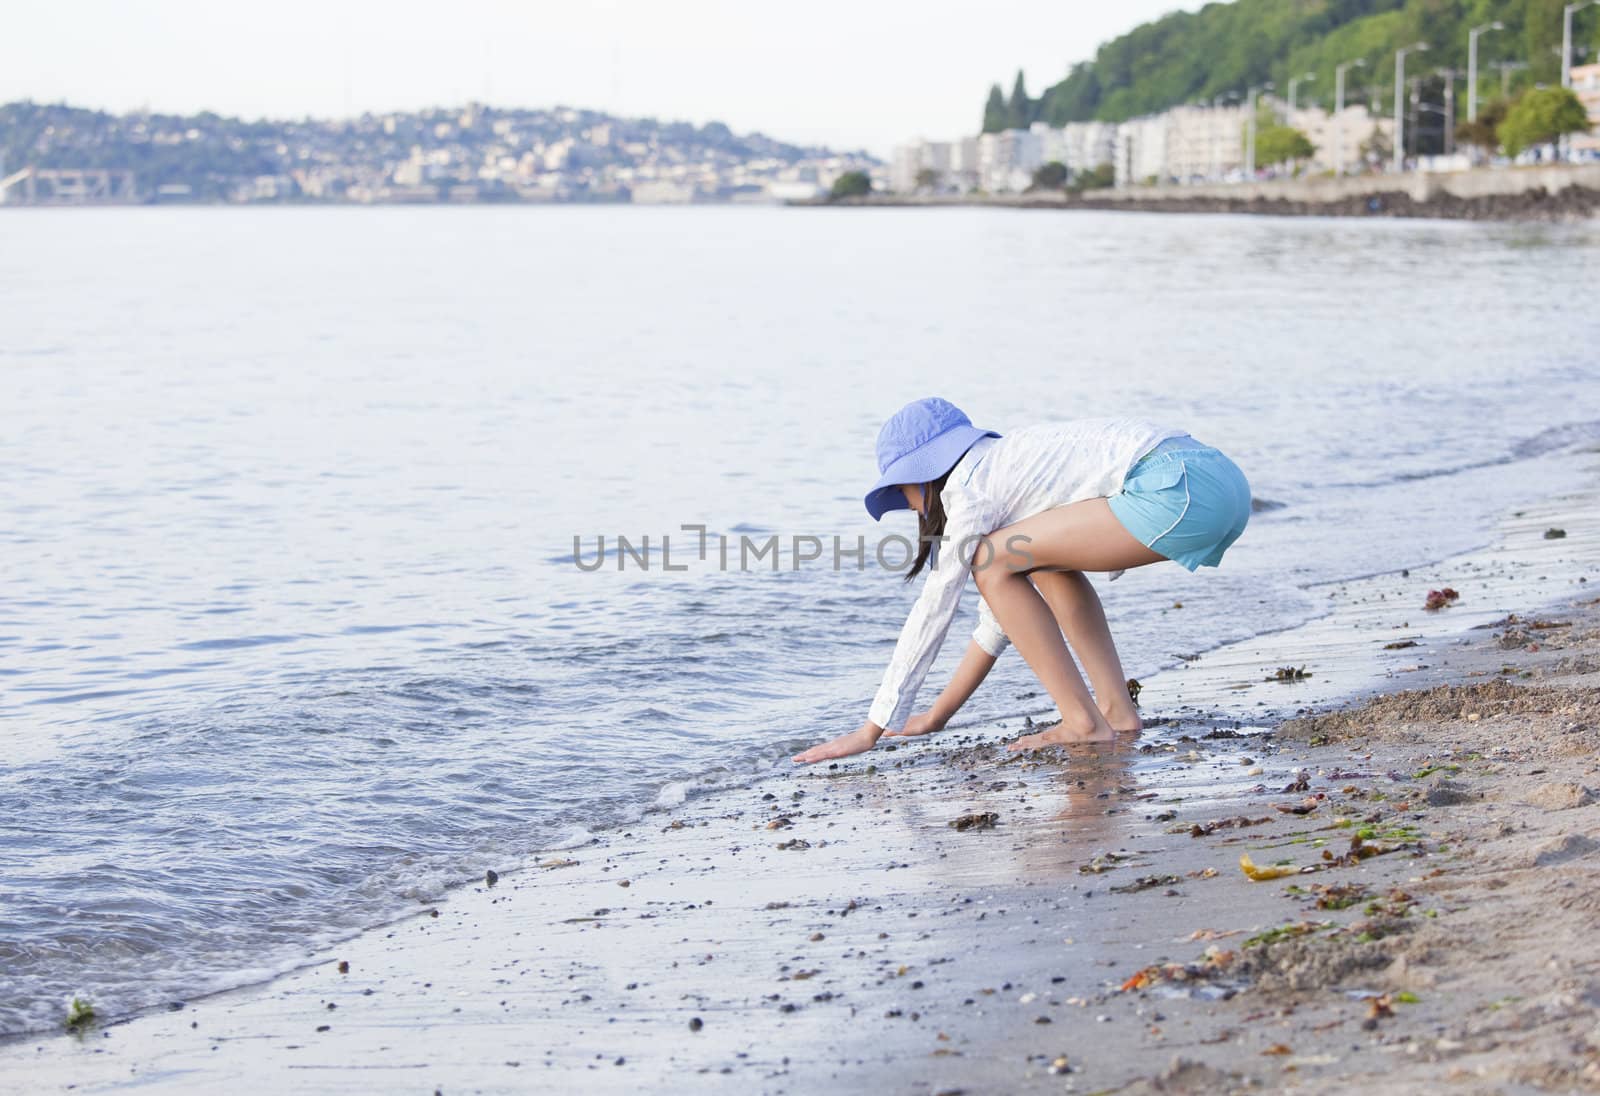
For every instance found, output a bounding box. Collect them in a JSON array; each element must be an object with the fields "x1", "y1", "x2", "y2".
[
  {"x1": 803, "y1": 162, "x2": 1600, "y2": 222},
  {"x1": 4, "y1": 469, "x2": 1597, "y2": 1092}
]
